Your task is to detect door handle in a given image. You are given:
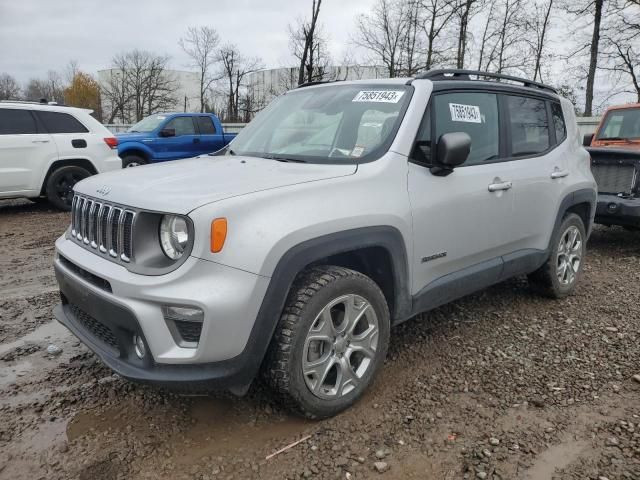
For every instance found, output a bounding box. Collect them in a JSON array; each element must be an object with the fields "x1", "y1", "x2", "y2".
[
  {"x1": 488, "y1": 181, "x2": 512, "y2": 192},
  {"x1": 193, "y1": 138, "x2": 201, "y2": 144},
  {"x1": 551, "y1": 169, "x2": 570, "y2": 179},
  {"x1": 32, "y1": 140, "x2": 50, "y2": 144}
]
